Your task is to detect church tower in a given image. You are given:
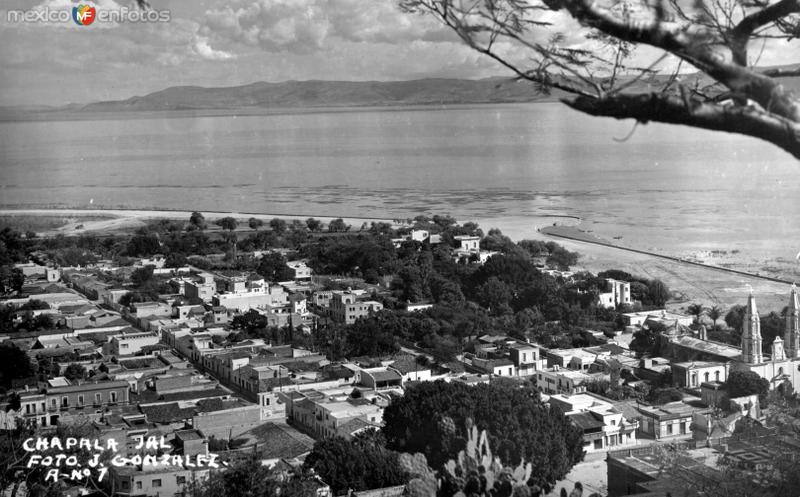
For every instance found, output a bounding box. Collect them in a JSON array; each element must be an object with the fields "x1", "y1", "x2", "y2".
[
  {"x1": 785, "y1": 285, "x2": 800, "y2": 359},
  {"x1": 742, "y1": 293, "x2": 763, "y2": 364}
]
